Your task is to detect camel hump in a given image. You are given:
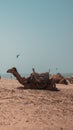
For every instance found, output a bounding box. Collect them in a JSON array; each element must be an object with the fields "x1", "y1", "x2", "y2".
[
  {"x1": 39, "y1": 72, "x2": 49, "y2": 80},
  {"x1": 31, "y1": 71, "x2": 49, "y2": 84}
]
